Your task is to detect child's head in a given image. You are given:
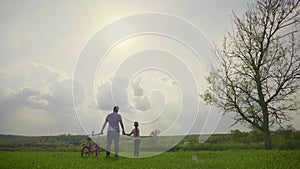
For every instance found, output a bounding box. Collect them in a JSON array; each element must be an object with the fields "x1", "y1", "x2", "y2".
[{"x1": 134, "y1": 121, "x2": 139, "y2": 127}]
